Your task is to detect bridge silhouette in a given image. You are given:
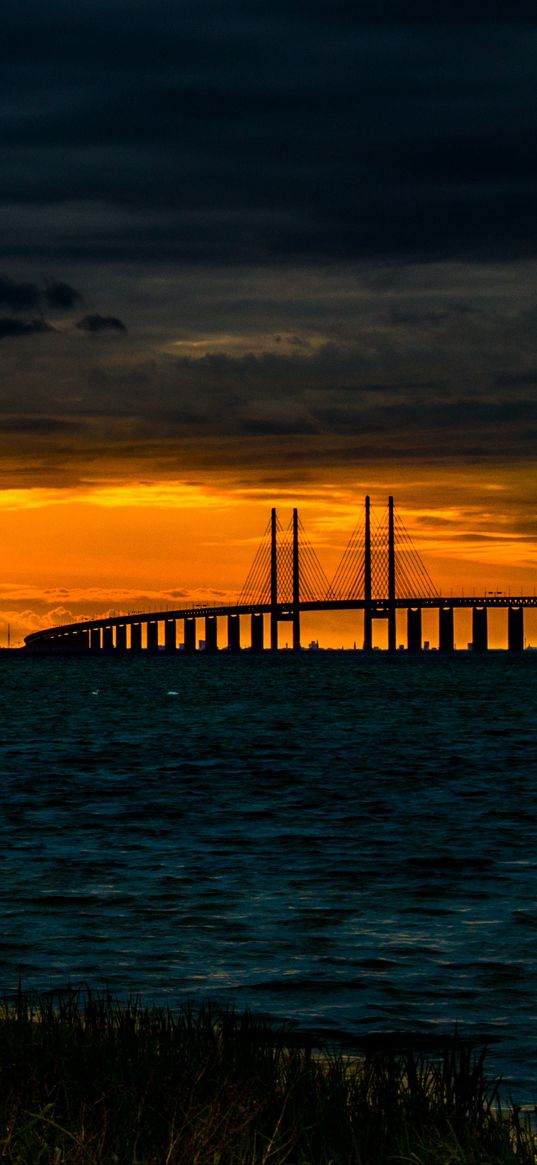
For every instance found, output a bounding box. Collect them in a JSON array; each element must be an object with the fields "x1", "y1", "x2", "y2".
[{"x1": 24, "y1": 496, "x2": 536, "y2": 654}]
